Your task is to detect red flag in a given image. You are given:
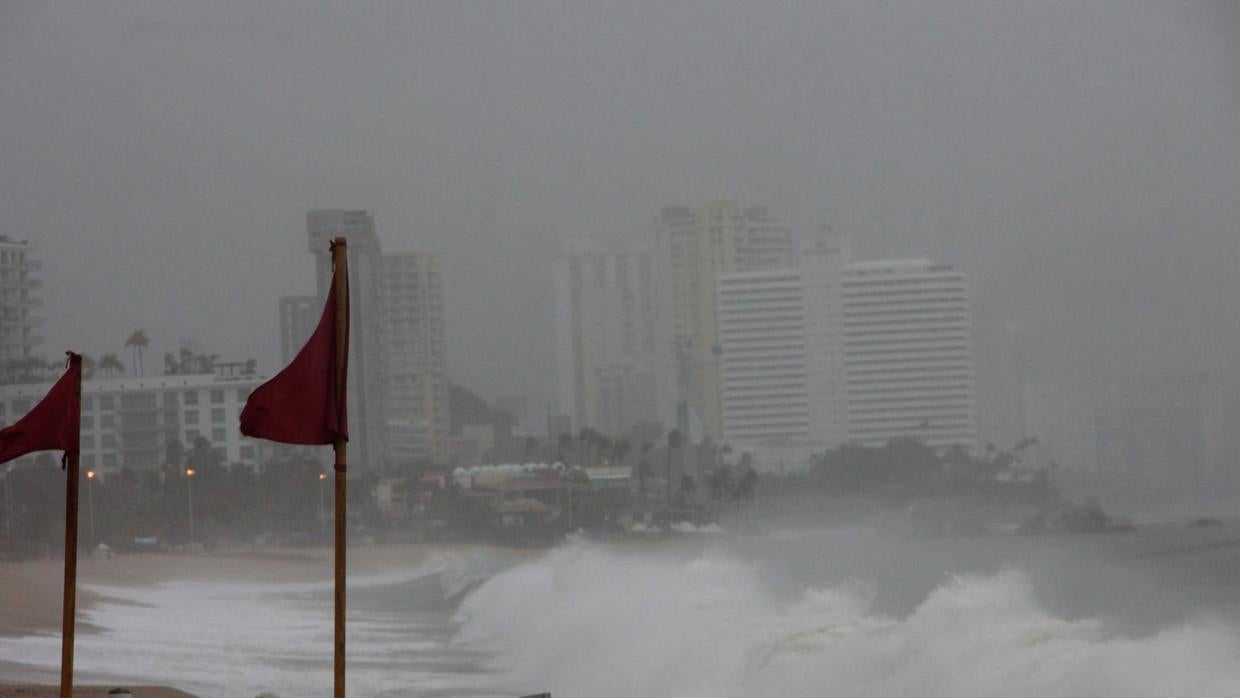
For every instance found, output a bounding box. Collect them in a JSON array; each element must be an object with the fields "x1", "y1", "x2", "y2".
[
  {"x1": 0, "y1": 353, "x2": 81, "y2": 465},
  {"x1": 240, "y1": 279, "x2": 348, "y2": 444}
]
